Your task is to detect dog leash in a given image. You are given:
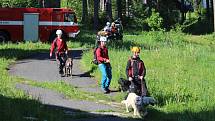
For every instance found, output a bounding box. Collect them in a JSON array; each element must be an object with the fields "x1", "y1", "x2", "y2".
[{"x1": 141, "y1": 78, "x2": 144, "y2": 96}]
